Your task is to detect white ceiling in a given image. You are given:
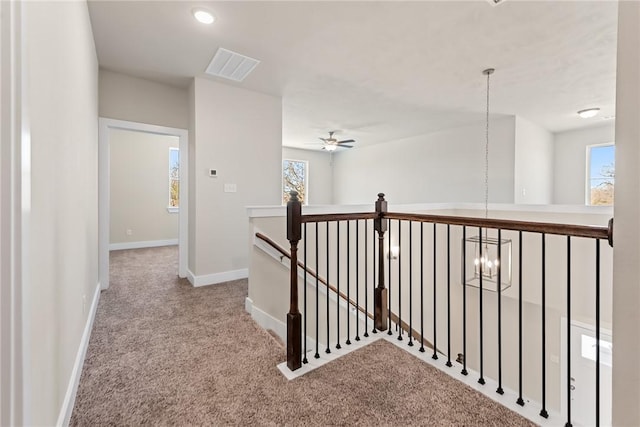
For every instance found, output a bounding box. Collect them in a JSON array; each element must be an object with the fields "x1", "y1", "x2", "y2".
[{"x1": 87, "y1": 0, "x2": 618, "y2": 150}]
